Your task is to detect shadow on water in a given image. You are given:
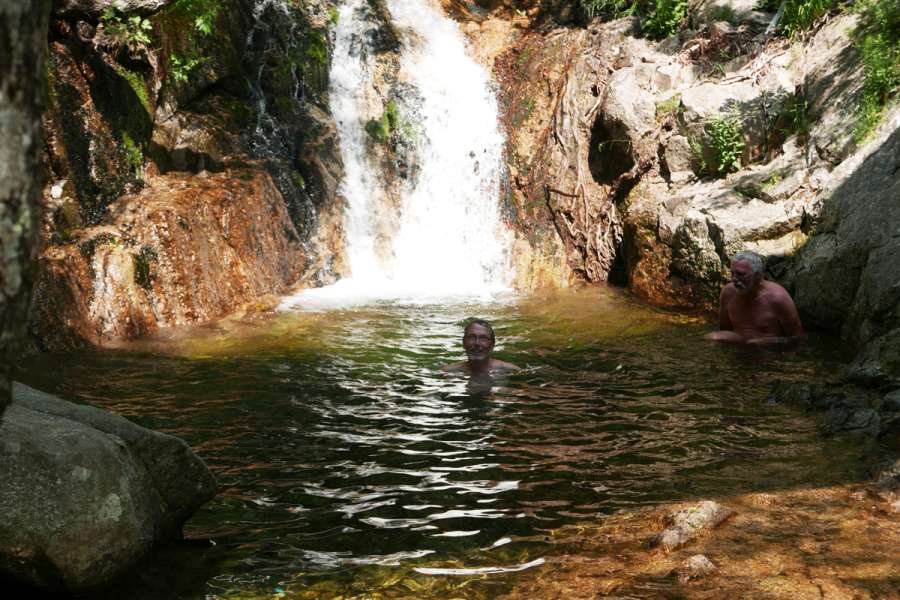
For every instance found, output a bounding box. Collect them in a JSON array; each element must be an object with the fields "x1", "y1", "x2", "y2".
[{"x1": 14, "y1": 287, "x2": 873, "y2": 599}]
